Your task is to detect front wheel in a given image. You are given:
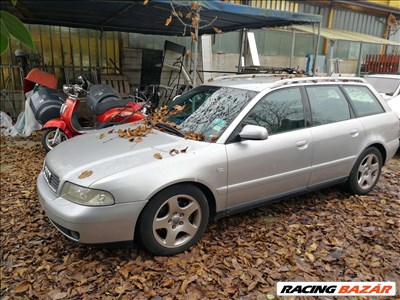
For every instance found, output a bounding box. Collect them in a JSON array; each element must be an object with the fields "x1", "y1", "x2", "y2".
[
  {"x1": 138, "y1": 184, "x2": 209, "y2": 256},
  {"x1": 41, "y1": 128, "x2": 68, "y2": 152},
  {"x1": 345, "y1": 147, "x2": 382, "y2": 194}
]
